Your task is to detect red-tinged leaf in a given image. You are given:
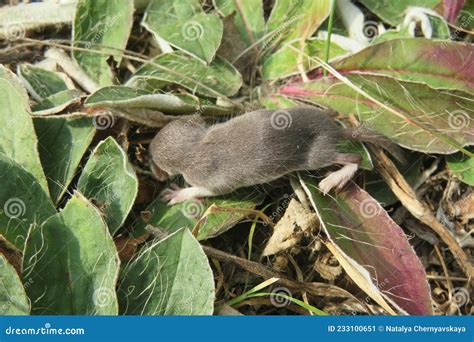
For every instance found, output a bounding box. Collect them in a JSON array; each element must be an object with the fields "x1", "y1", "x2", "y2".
[
  {"x1": 301, "y1": 178, "x2": 433, "y2": 315},
  {"x1": 310, "y1": 39, "x2": 474, "y2": 95},
  {"x1": 444, "y1": 0, "x2": 465, "y2": 23},
  {"x1": 279, "y1": 73, "x2": 474, "y2": 154}
]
